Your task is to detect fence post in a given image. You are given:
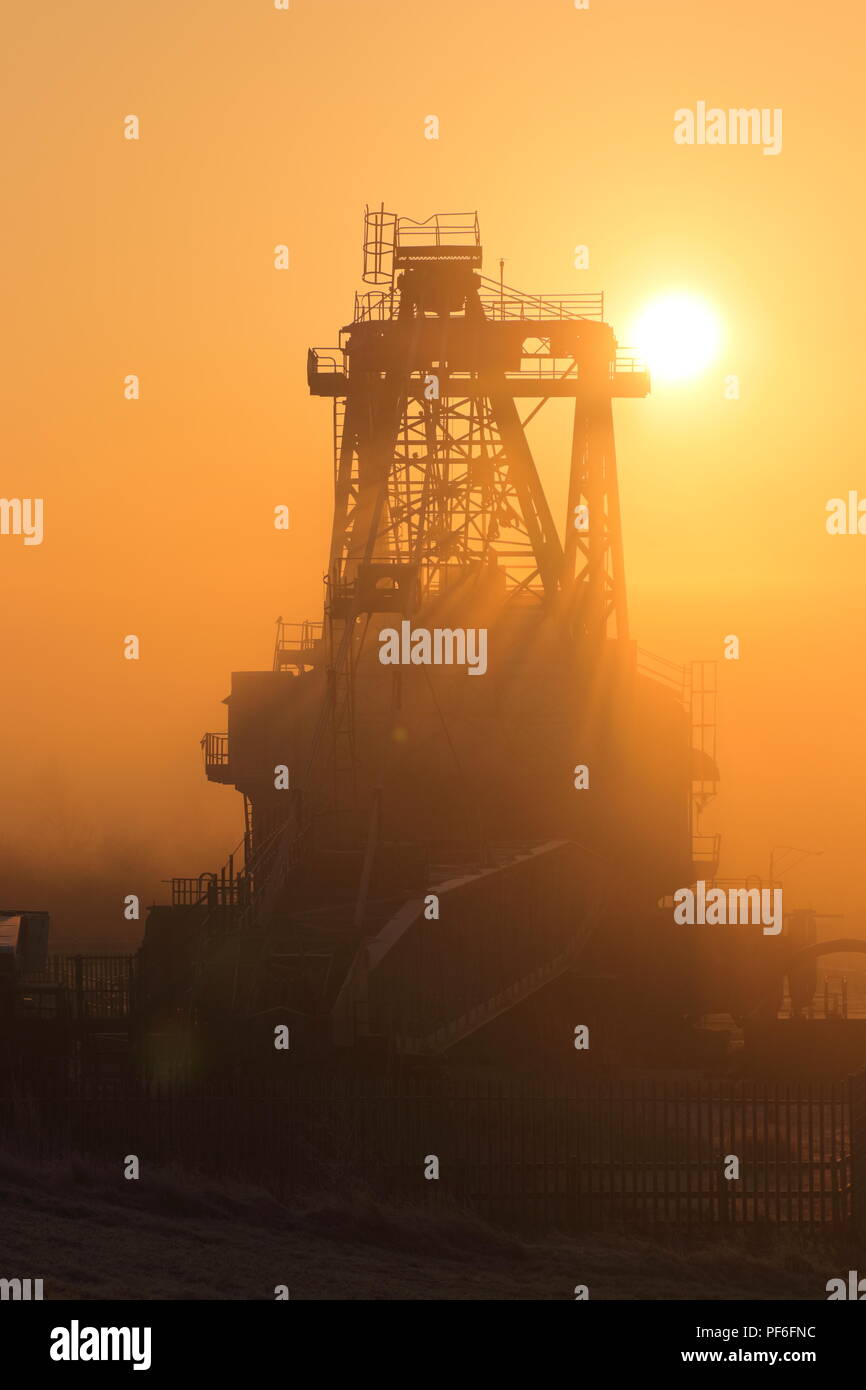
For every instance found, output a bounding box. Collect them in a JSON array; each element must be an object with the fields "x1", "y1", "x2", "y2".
[
  {"x1": 74, "y1": 954, "x2": 84, "y2": 1022},
  {"x1": 849, "y1": 1069, "x2": 866, "y2": 1234},
  {"x1": 845, "y1": 1073, "x2": 866, "y2": 1228}
]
